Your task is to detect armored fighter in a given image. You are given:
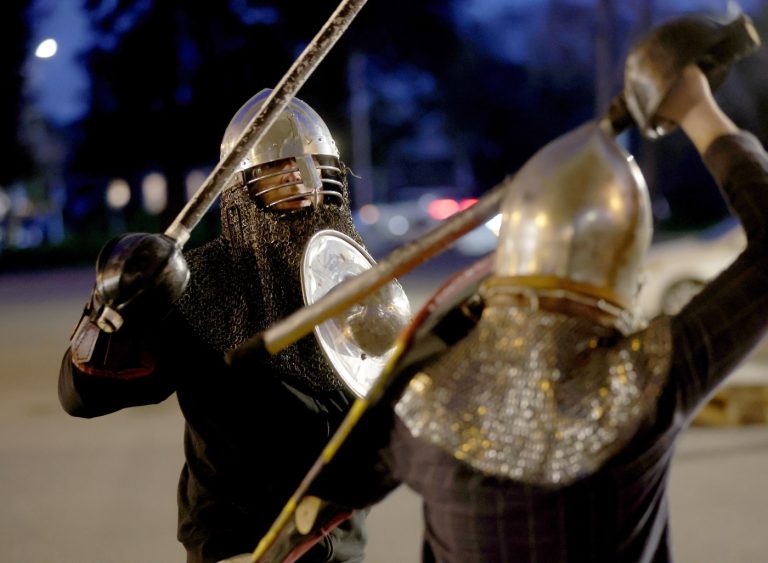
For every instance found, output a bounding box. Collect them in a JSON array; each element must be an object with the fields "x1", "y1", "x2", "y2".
[
  {"x1": 267, "y1": 11, "x2": 768, "y2": 563},
  {"x1": 59, "y1": 89, "x2": 409, "y2": 563}
]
